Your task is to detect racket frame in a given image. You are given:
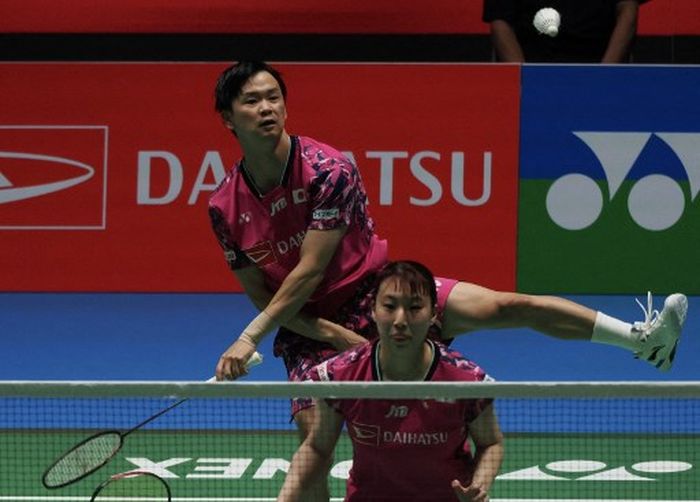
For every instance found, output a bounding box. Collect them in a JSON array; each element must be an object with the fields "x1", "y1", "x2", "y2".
[
  {"x1": 89, "y1": 470, "x2": 171, "y2": 502},
  {"x1": 41, "y1": 351, "x2": 263, "y2": 489},
  {"x1": 41, "y1": 429, "x2": 124, "y2": 489}
]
